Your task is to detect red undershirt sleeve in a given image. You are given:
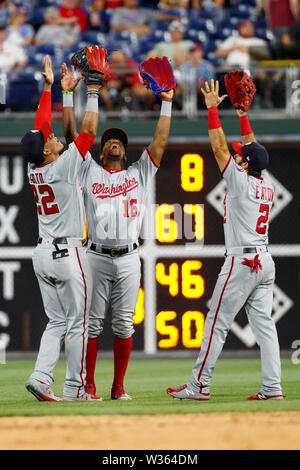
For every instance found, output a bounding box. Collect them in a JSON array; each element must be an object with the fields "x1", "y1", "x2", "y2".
[
  {"x1": 34, "y1": 91, "x2": 52, "y2": 130},
  {"x1": 74, "y1": 132, "x2": 95, "y2": 159}
]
